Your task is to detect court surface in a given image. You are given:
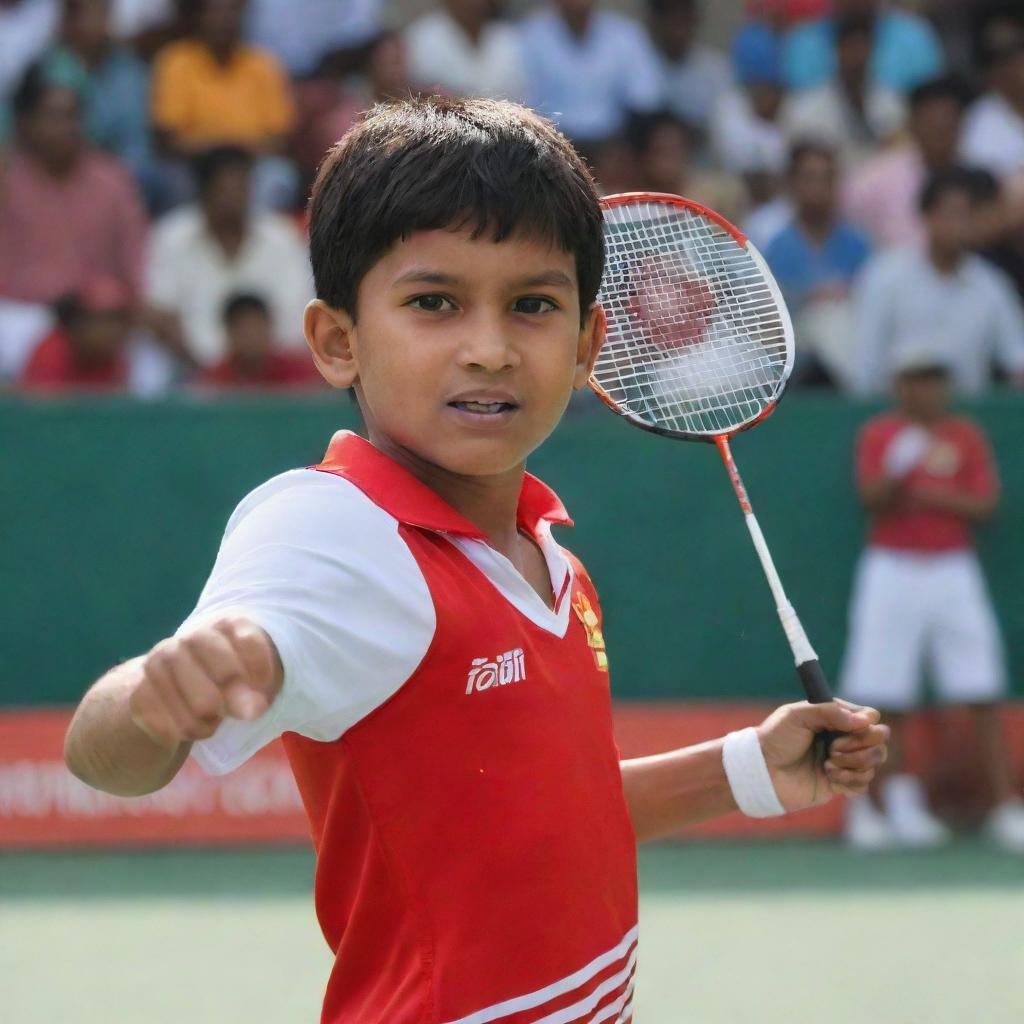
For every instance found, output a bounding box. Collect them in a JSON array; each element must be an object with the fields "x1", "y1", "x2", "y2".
[{"x1": 3, "y1": 841, "x2": 1022, "y2": 1023}]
